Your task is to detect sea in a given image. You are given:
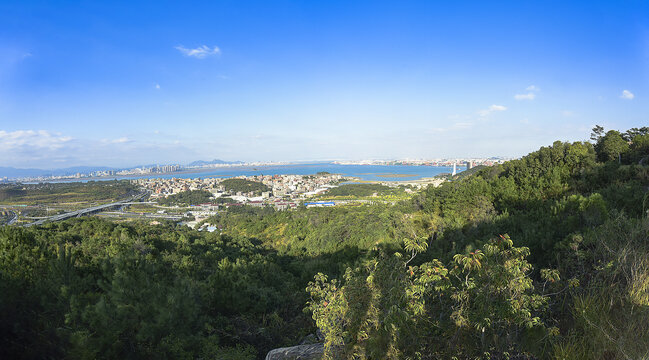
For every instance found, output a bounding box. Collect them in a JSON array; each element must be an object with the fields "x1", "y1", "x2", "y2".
[{"x1": 33, "y1": 163, "x2": 464, "y2": 183}]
